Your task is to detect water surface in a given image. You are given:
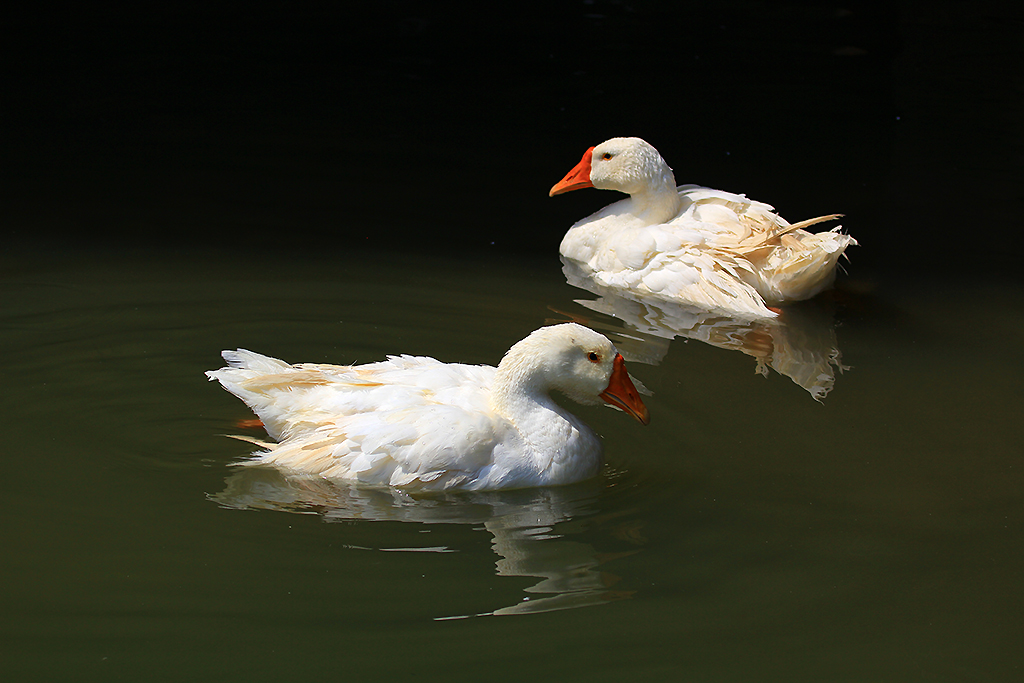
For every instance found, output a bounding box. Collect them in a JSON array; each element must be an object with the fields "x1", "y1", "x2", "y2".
[{"x1": 2, "y1": 247, "x2": 1021, "y2": 681}]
